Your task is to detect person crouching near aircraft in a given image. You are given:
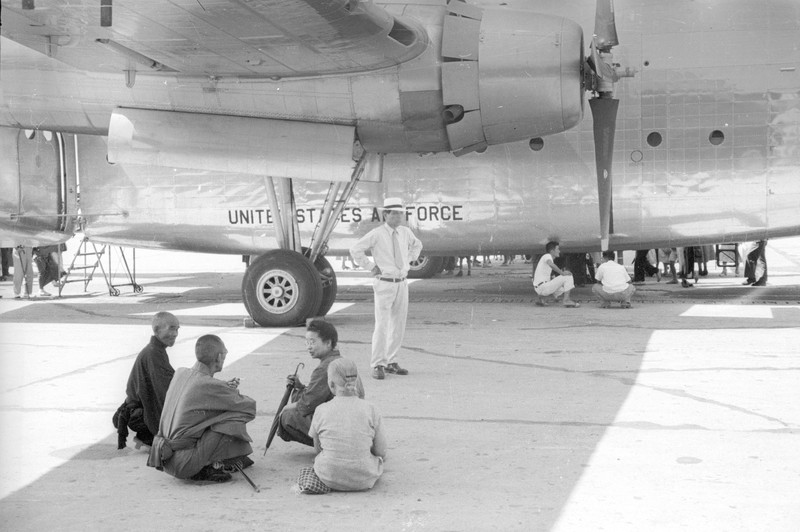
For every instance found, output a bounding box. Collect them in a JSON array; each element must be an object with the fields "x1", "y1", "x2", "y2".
[
  {"x1": 296, "y1": 358, "x2": 387, "y2": 494},
  {"x1": 278, "y1": 319, "x2": 364, "y2": 446},
  {"x1": 592, "y1": 251, "x2": 636, "y2": 309},
  {"x1": 532, "y1": 241, "x2": 580, "y2": 308},
  {"x1": 147, "y1": 334, "x2": 256, "y2": 483}
]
